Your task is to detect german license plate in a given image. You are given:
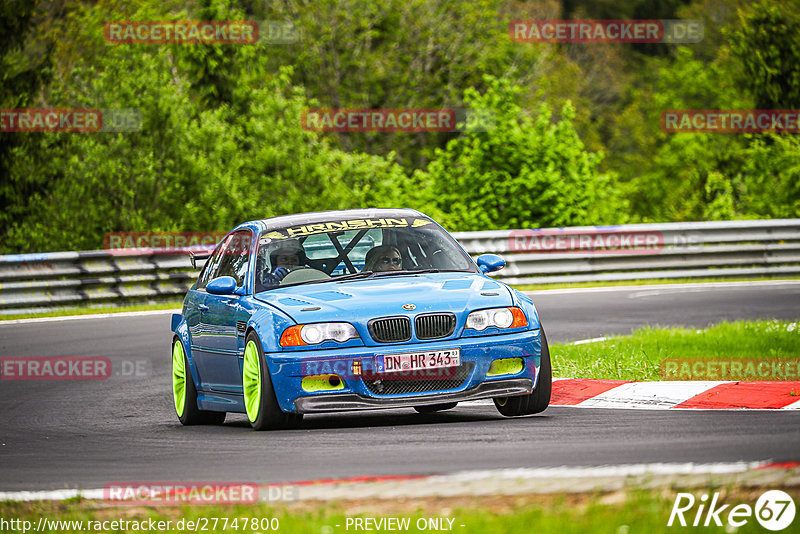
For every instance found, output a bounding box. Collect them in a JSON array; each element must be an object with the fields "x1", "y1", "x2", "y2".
[{"x1": 376, "y1": 349, "x2": 461, "y2": 373}]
